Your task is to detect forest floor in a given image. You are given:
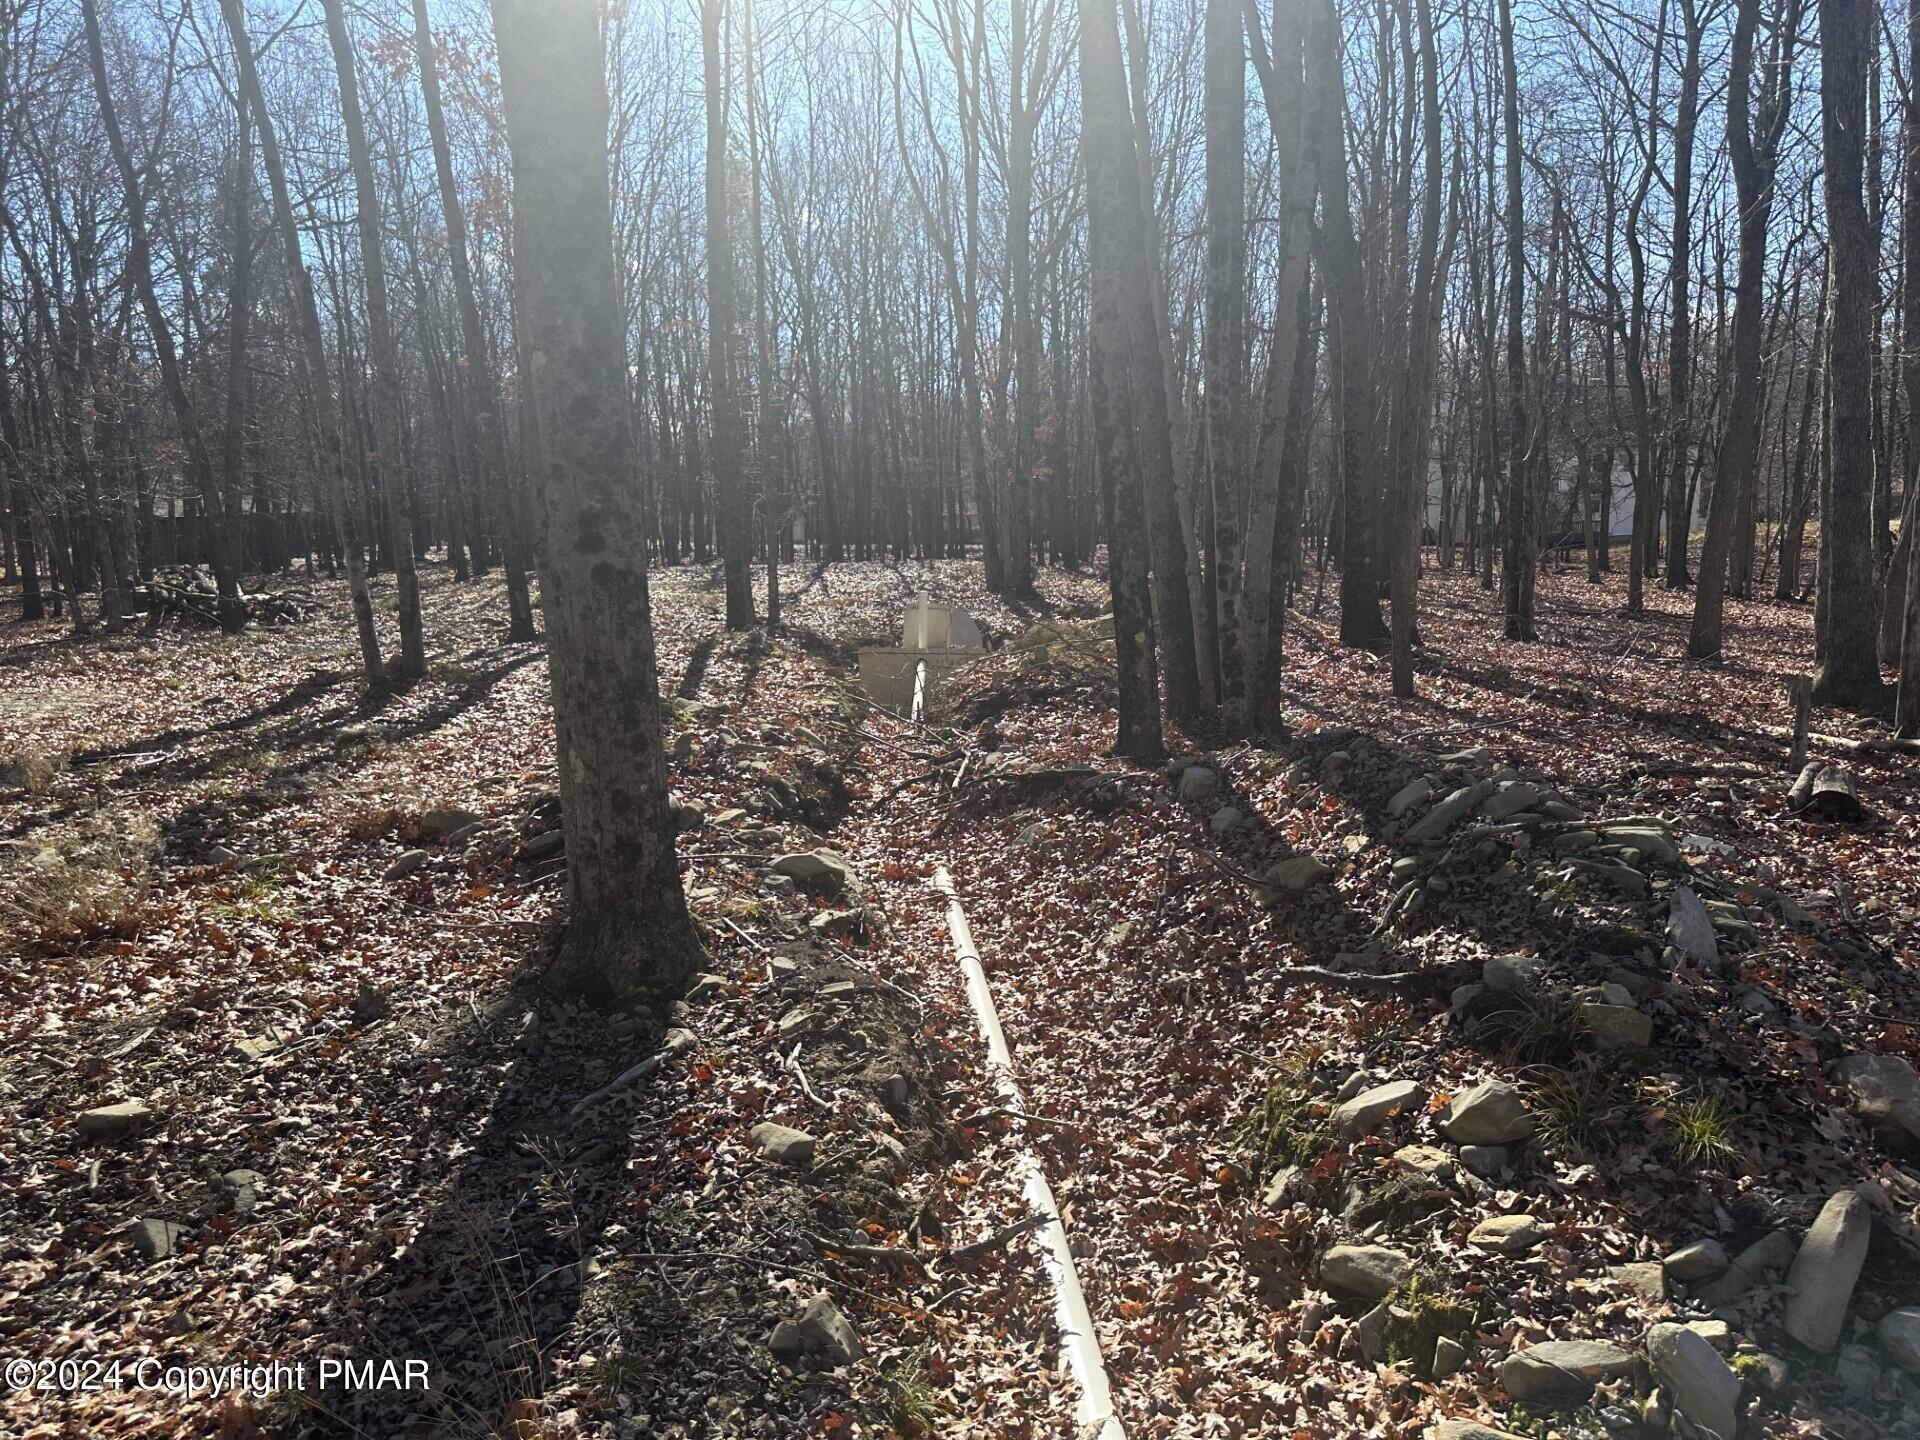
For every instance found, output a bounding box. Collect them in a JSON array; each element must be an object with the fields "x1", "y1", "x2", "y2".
[{"x1": 2, "y1": 552, "x2": 1918, "y2": 1440}]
